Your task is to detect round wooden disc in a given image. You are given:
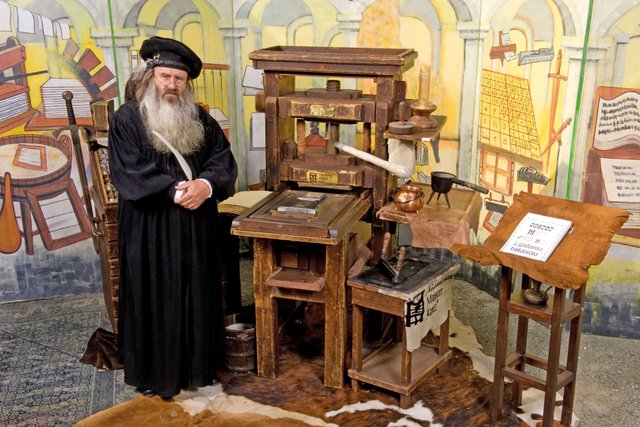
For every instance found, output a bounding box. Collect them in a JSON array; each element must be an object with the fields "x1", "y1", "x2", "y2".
[{"x1": 388, "y1": 121, "x2": 415, "y2": 134}]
